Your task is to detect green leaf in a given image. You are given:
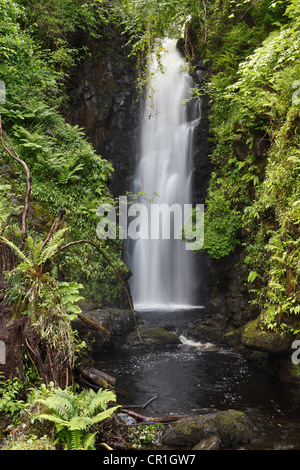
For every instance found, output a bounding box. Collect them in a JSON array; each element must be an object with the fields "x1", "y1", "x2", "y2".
[{"x1": 248, "y1": 270, "x2": 259, "y2": 283}]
